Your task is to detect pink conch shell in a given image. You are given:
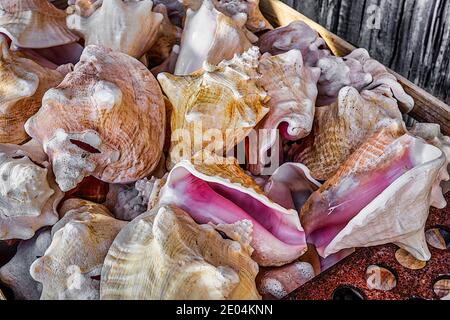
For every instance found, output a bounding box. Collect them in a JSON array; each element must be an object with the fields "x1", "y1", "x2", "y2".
[
  {"x1": 147, "y1": 4, "x2": 181, "y2": 68},
  {"x1": 264, "y1": 163, "x2": 321, "y2": 212},
  {"x1": 248, "y1": 49, "x2": 320, "y2": 175},
  {"x1": 0, "y1": 142, "x2": 63, "y2": 240},
  {"x1": 409, "y1": 122, "x2": 450, "y2": 194},
  {"x1": 257, "y1": 261, "x2": 316, "y2": 299},
  {"x1": 174, "y1": 0, "x2": 253, "y2": 75},
  {"x1": 257, "y1": 21, "x2": 331, "y2": 67},
  {"x1": 30, "y1": 199, "x2": 126, "y2": 300},
  {"x1": 301, "y1": 123, "x2": 448, "y2": 261},
  {"x1": 25, "y1": 45, "x2": 166, "y2": 192},
  {"x1": 0, "y1": 0, "x2": 78, "y2": 48},
  {"x1": 100, "y1": 205, "x2": 260, "y2": 300},
  {"x1": 67, "y1": 0, "x2": 163, "y2": 59},
  {"x1": 0, "y1": 35, "x2": 65, "y2": 144},
  {"x1": 156, "y1": 152, "x2": 307, "y2": 267},
  {"x1": 158, "y1": 47, "x2": 269, "y2": 168},
  {"x1": 317, "y1": 48, "x2": 414, "y2": 112},
  {"x1": 0, "y1": 228, "x2": 51, "y2": 300},
  {"x1": 291, "y1": 86, "x2": 404, "y2": 181}
]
